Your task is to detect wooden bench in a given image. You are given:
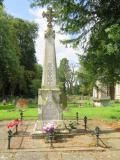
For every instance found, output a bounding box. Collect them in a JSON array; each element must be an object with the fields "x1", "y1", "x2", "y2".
[{"x1": 7, "y1": 119, "x2": 22, "y2": 149}]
